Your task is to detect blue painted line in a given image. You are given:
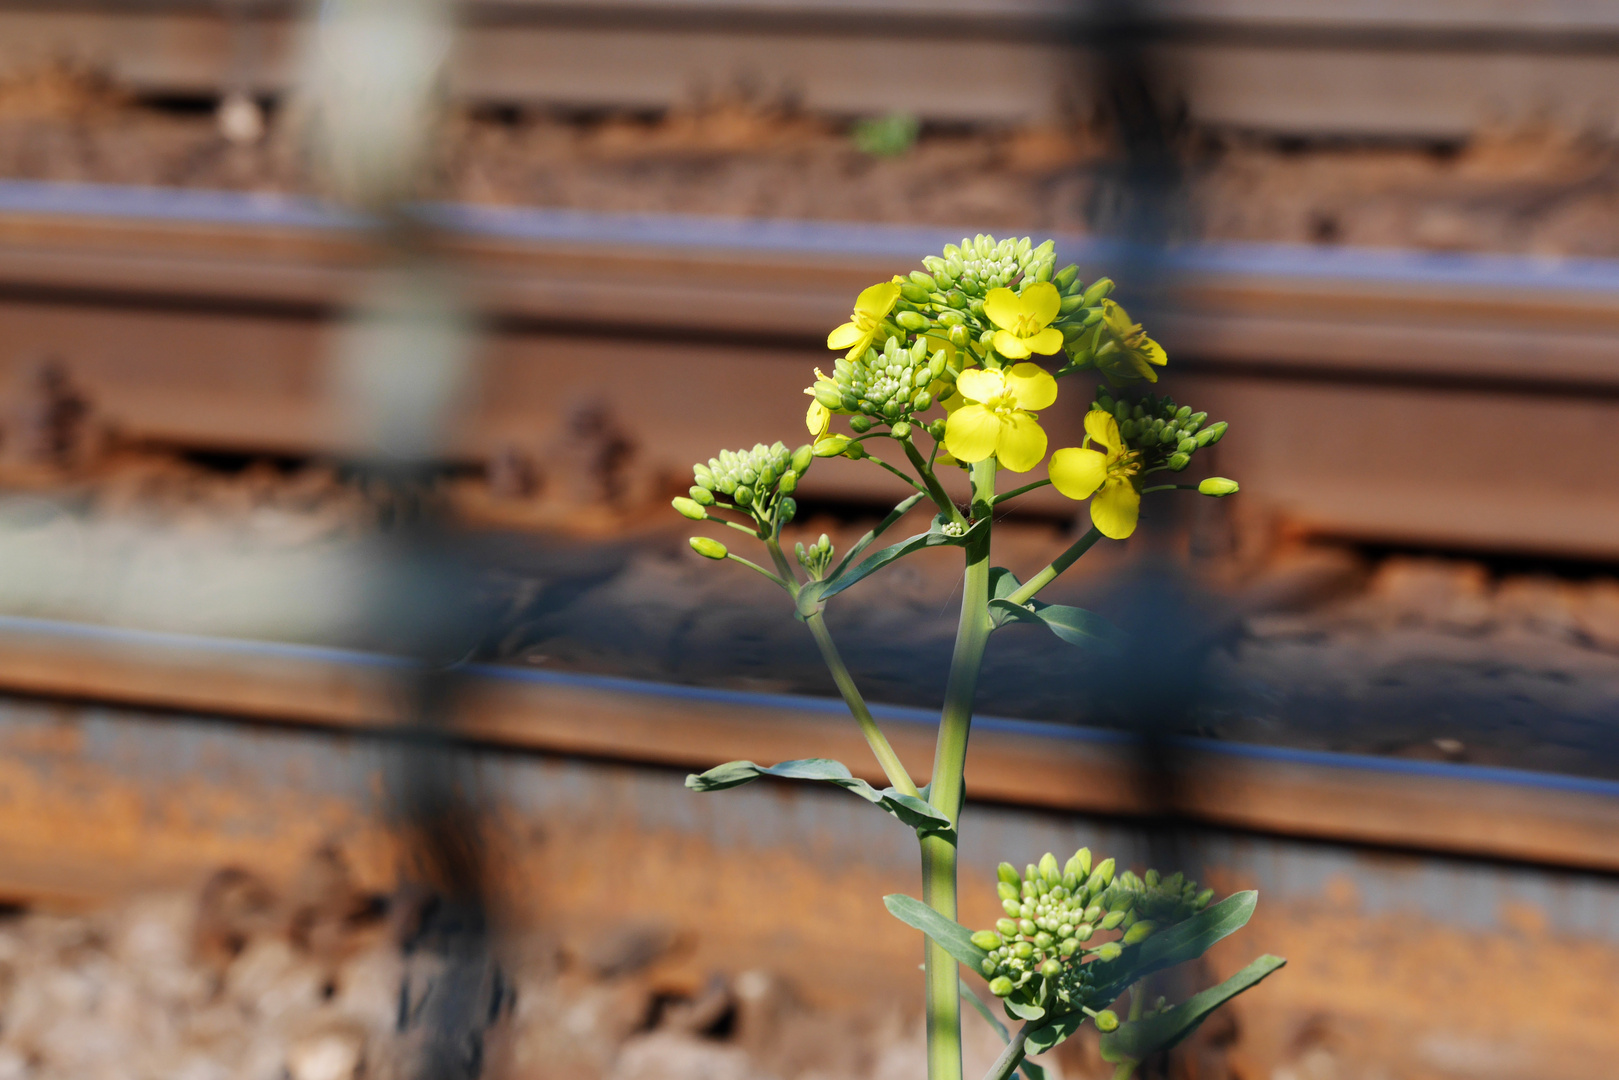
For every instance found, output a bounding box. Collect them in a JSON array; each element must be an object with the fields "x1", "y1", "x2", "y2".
[
  {"x1": 0, "y1": 612, "x2": 1609, "y2": 800},
  {"x1": 5, "y1": 177, "x2": 1619, "y2": 296}
]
